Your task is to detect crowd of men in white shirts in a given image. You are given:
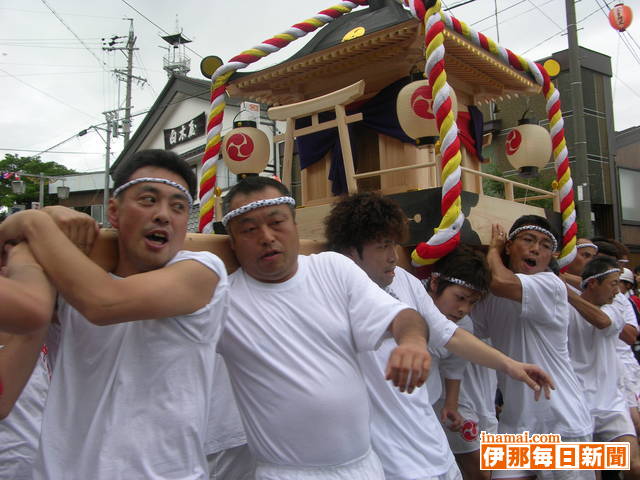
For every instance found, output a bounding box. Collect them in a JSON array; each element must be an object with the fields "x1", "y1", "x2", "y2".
[{"x1": 0, "y1": 149, "x2": 639, "y2": 480}]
